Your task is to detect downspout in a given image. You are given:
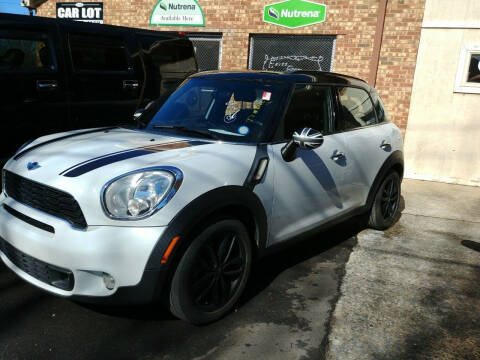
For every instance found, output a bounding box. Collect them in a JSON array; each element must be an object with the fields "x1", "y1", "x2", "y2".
[{"x1": 368, "y1": 0, "x2": 388, "y2": 86}]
